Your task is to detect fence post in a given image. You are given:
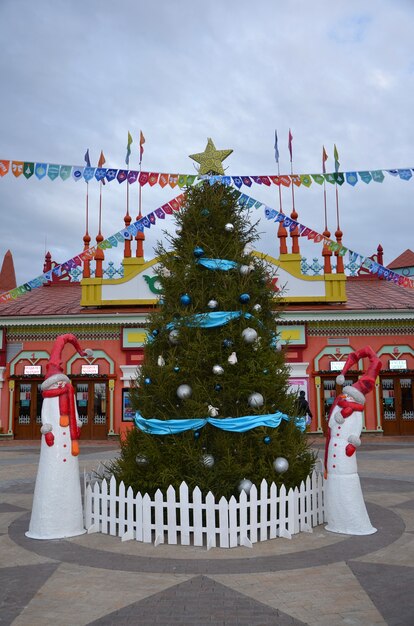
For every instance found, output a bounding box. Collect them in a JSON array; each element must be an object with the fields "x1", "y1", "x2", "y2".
[
  {"x1": 269, "y1": 483, "x2": 277, "y2": 540},
  {"x1": 193, "y1": 487, "x2": 203, "y2": 547},
  {"x1": 179, "y1": 482, "x2": 190, "y2": 546},
  {"x1": 121, "y1": 485, "x2": 135, "y2": 542},
  {"x1": 205, "y1": 491, "x2": 216, "y2": 550}
]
